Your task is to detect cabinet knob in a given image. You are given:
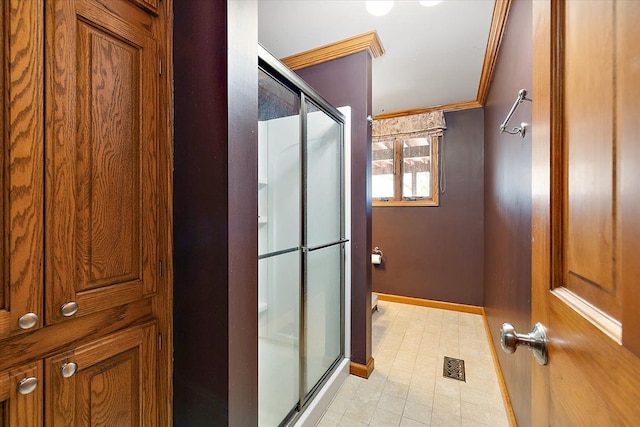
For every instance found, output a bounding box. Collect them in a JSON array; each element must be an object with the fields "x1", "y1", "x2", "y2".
[
  {"x1": 61, "y1": 362, "x2": 78, "y2": 378},
  {"x1": 60, "y1": 302, "x2": 79, "y2": 317},
  {"x1": 17, "y1": 377, "x2": 39, "y2": 395},
  {"x1": 18, "y1": 312, "x2": 39, "y2": 330}
]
